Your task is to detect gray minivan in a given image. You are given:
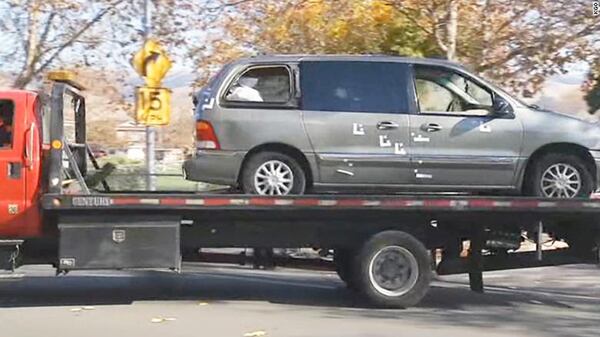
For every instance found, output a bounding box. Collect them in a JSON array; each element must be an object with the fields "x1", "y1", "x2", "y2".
[{"x1": 184, "y1": 55, "x2": 600, "y2": 198}]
